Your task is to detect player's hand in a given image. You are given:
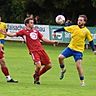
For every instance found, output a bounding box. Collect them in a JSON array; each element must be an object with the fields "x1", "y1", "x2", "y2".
[
  {"x1": 52, "y1": 33, "x2": 56, "y2": 37},
  {"x1": 55, "y1": 41, "x2": 59, "y2": 45},
  {"x1": 52, "y1": 40, "x2": 59, "y2": 46},
  {"x1": 93, "y1": 50, "x2": 96, "y2": 55}
]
